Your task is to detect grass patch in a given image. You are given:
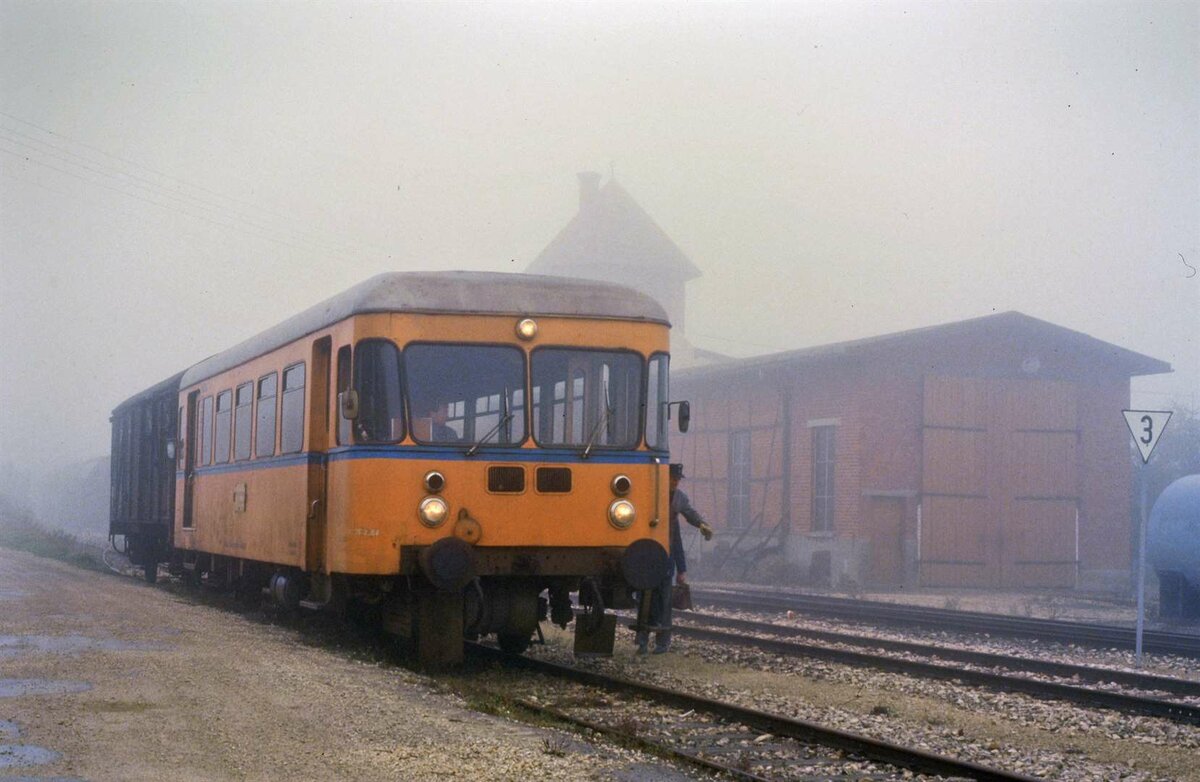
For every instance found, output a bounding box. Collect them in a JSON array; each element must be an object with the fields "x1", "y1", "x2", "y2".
[{"x1": 0, "y1": 496, "x2": 105, "y2": 571}]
